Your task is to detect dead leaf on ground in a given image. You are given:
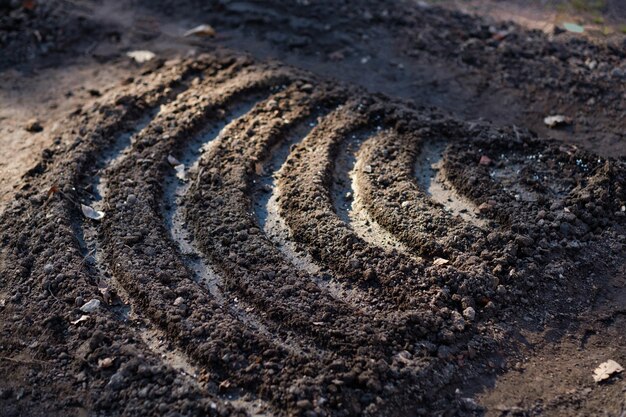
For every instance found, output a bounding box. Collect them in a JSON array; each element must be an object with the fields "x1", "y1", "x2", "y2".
[
  {"x1": 127, "y1": 50, "x2": 156, "y2": 63},
  {"x1": 81, "y1": 204, "x2": 105, "y2": 221},
  {"x1": 22, "y1": 0, "x2": 36, "y2": 11},
  {"x1": 47, "y1": 185, "x2": 59, "y2": 198},
  {"x1": 184, "y1": 24, "x2": 216, "y2": 38},
  {"x1": 593, "y1": 360, "x2": 624, "y2": 383}
]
